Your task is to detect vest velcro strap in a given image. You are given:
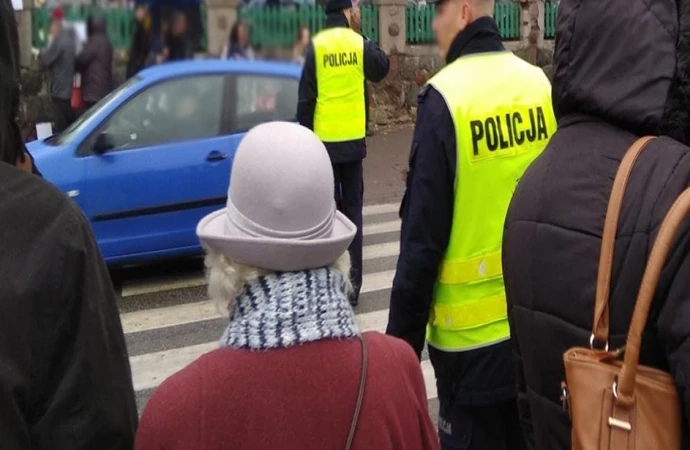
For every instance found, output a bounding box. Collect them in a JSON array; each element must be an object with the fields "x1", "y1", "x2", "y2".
[
  {"x1": 430, "y1": 294, "x2": 508, "y2": 330},
  {"x1": 438, "y1": 251, "x2": 502, "y2": 285}
]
